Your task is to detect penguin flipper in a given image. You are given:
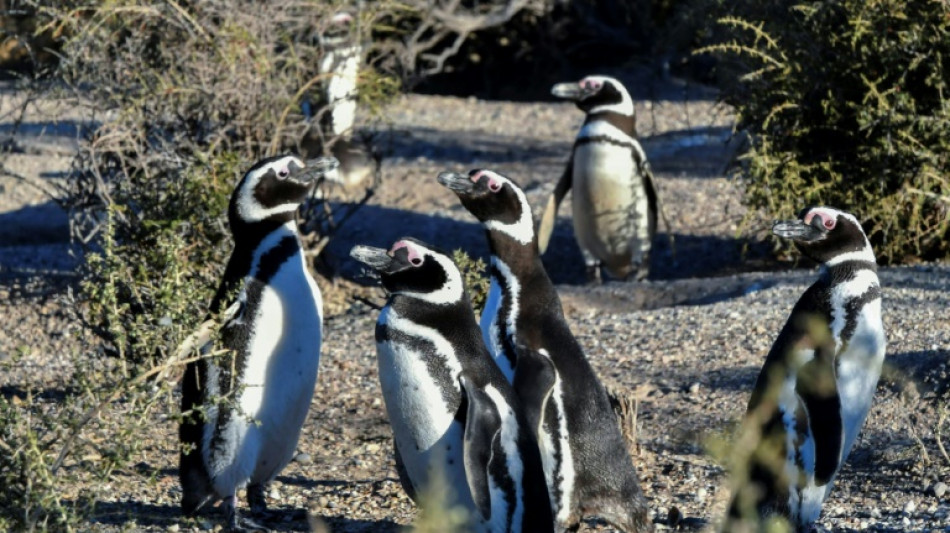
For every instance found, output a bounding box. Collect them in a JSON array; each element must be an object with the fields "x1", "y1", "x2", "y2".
[
  {"x1": 460, "y1": 375, "x2": 501, "y2": 521},
  {"x1": 392, "y1": 439, "x2": 418, "y2": 503},
  {"x1": 538, "y1": 157, "x2": 573, "y2": 254},
  {"x1": 511, "y1": 344, "x2": 557, "y2": 438},
  {"x1": 796, "y1": 344, "x2": 843, "y2": 485},
  {"x1": 640, "y1": 159, "x2": 674, "y2": 257}
]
